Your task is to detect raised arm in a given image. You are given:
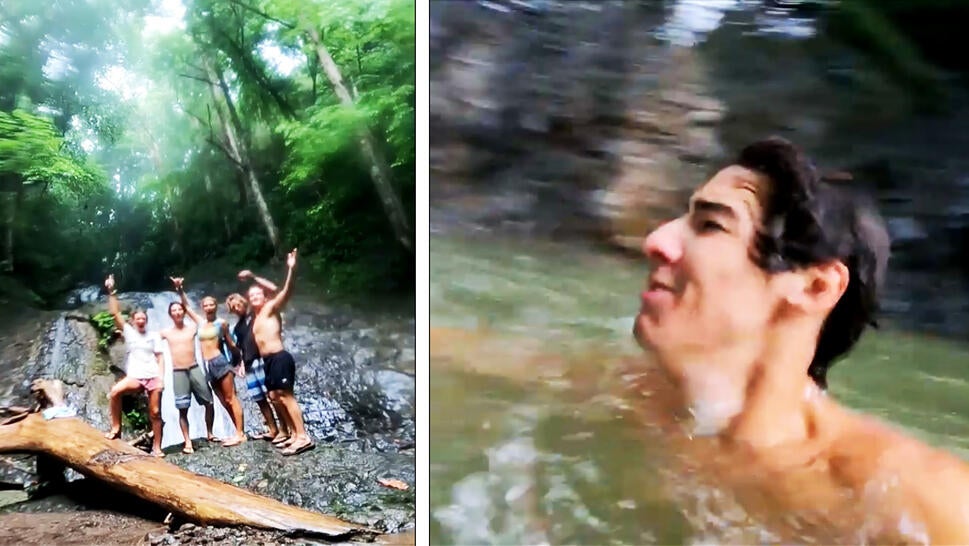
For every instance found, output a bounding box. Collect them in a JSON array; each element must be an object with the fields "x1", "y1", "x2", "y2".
[
  {"x1": 237, "y1": 269, "x2": 279, "y2": 295},
  {"x1": 104, "y1": 274, "x2": 125, "y2": 331},
  {"x1": 170, "y1": 276, "x2": 204, "y2": 324},
  {"x1": 265, "y1": 249, "x2": 297, "y2": 314}
]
